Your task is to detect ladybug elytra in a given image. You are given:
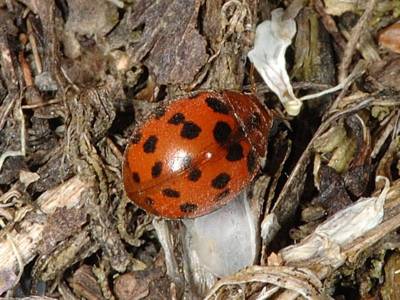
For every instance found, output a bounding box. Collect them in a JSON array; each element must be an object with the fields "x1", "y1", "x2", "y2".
[{"x1": 123, "y1": 90, "x2": 272, "y2": 218}]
